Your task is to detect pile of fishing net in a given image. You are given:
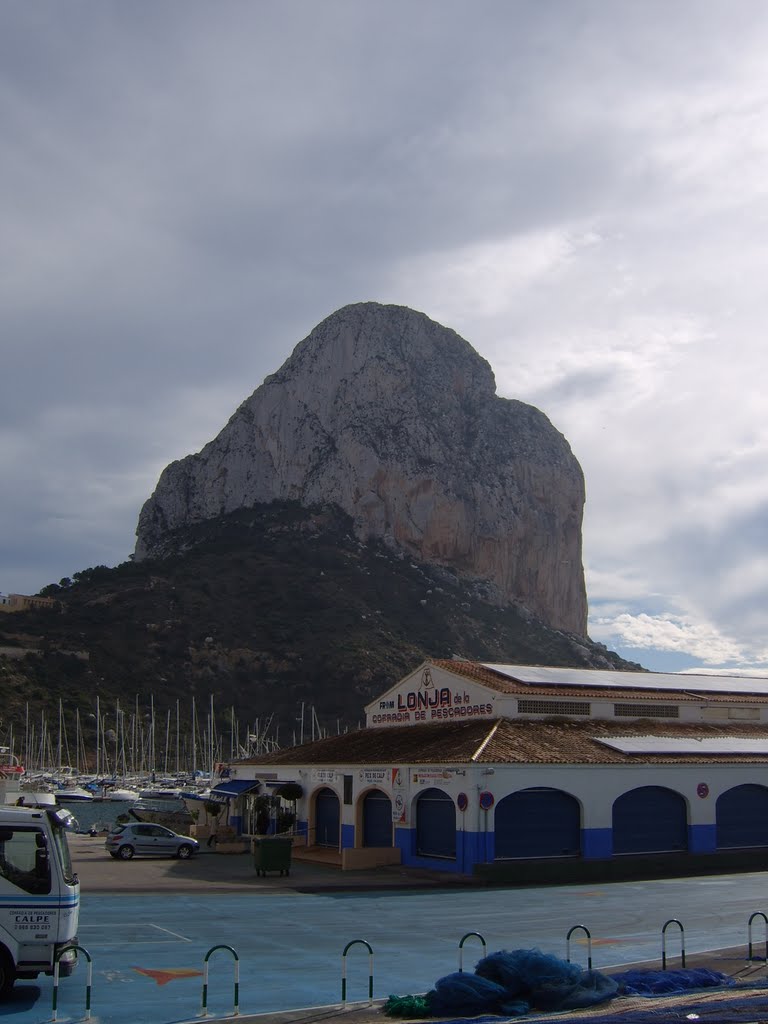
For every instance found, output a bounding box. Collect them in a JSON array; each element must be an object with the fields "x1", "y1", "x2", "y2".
[
  {"x1": 384, "y1": 948, "x2": 618, "y2": 1018},
  {"x1": 384, "y1": 948, "x2": 737, "y2": 1019}
]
